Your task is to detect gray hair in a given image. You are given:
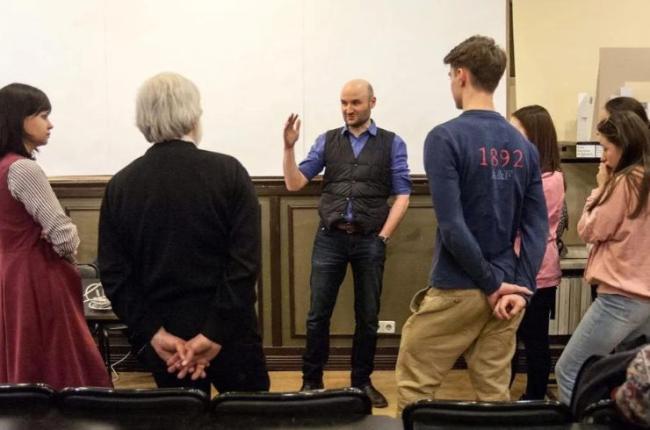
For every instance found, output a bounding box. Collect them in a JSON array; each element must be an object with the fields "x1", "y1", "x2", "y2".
[{"x1": 135, "y1": 72, "x2": 202, "y2": 143}]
